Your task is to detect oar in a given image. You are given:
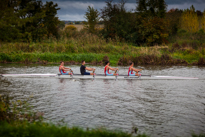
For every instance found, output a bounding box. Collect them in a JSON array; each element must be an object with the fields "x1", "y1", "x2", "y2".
[
  {"x1": 70, "y1": 69, "x2": 74, "y2": 78},
  {"x1": 138, "y1": 69, "x2": 142, "y2": 78},
  {"x1": 93, "y1": 68, "x2": 96, "y2": 80},
  {"x1": 115, "y1": 68, "x2": 119, "y2": 81}
]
